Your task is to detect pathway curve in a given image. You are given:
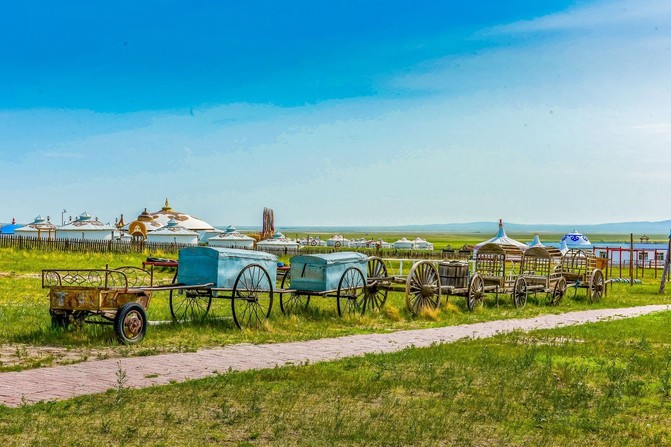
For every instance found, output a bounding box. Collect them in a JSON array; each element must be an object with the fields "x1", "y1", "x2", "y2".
[{"x1": 1, "y1": 304, "x2": 669, "y2": 407}]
